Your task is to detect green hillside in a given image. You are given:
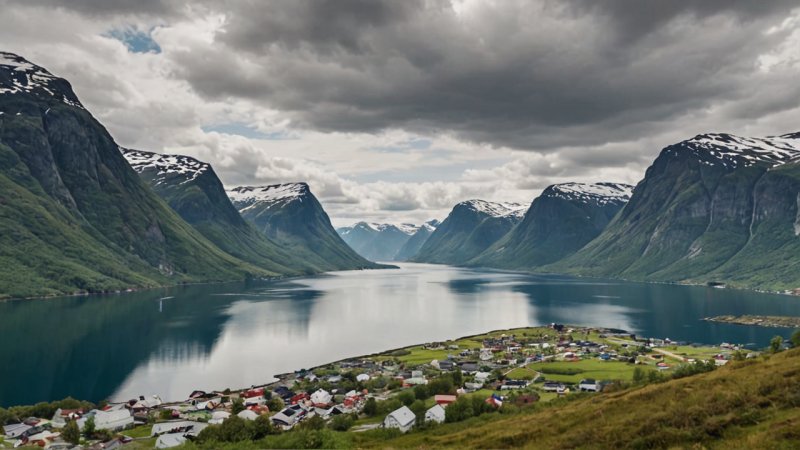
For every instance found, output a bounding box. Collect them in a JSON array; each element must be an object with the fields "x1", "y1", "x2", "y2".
[{"x1": 354, "y1": 348, "x2": 800, "y2": 449}]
